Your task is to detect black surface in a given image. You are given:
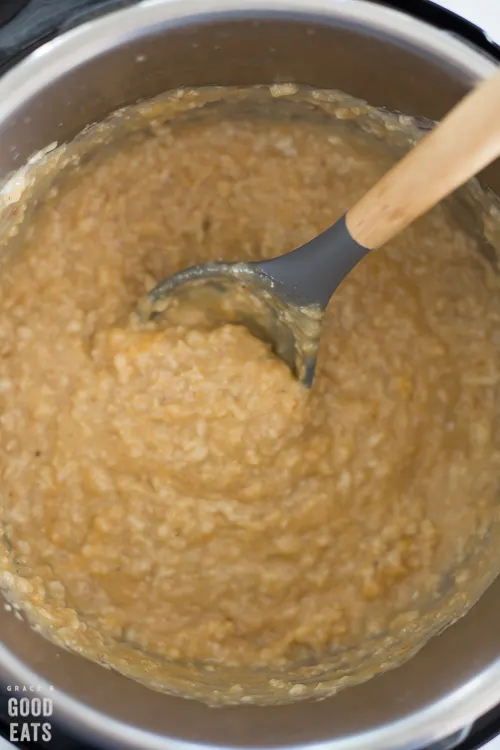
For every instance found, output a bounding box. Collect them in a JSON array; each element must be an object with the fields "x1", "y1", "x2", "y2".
[
  {"x1": 0, "y1": 0, "x2": 499, "y2": 748},
  {"x1": 464, "y1": 703, "x2": 500, "y2": 749},
  {"x1": 0, "y1": 0, "x2": 137, "y2": 73},
  {"x1": 0, "y1": 1, "x2": 30, "y2": 27}
]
